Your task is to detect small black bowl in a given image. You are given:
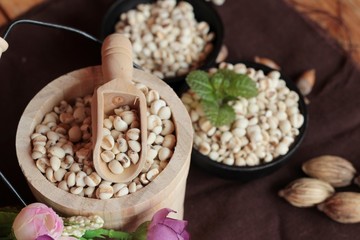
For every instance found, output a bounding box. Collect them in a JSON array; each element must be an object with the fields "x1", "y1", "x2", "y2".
[
  {"x1": 178, "y1": 61, "x2": 308, "y2": 181},
  {"x1": 101, "y1": 0, "x2": 224, "y2": 84}
]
